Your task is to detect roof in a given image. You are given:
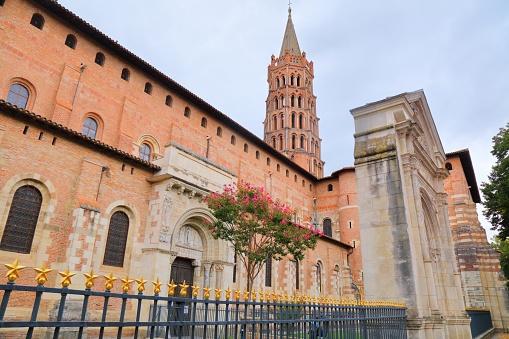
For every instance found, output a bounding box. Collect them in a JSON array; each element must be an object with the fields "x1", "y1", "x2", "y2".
[
  {"x1": 320, "y1": 166, "x2": 355, "y2": 181},
  {"x1": 445, "y1": 149, "x2": 481, "y2": 203},
  {"x1": 279, "y1": 8, "x2": 302, "y2": 57},
  {"x1": 28, "y1": 0, "x2": 317, "y2": 180},
  {"x1": 0, "y1": 100, "x2": 161, "y2": 171}
]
